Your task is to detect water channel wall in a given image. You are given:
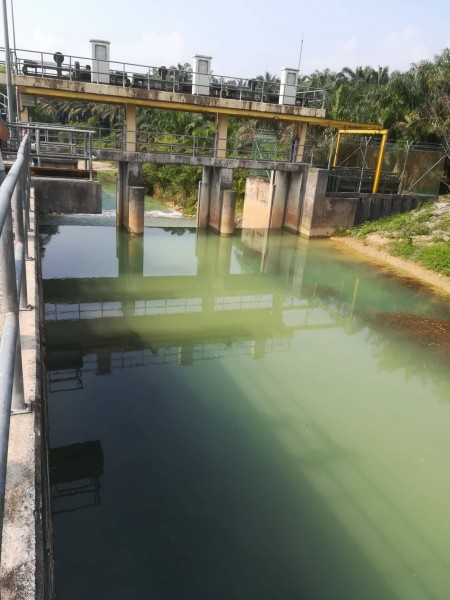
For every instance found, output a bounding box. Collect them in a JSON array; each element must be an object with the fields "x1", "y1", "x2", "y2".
[
  {"x1": 32, "y1": 178, "x2": 101, "y2": 214},
  {"x1": 242, "y1": 168, "x2": 434, "y2": 237}
]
